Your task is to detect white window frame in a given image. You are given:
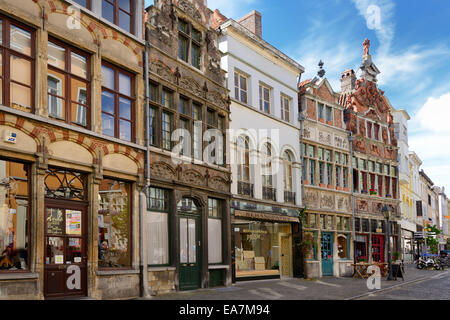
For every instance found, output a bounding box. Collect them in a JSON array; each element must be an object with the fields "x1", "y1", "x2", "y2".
[{"x1": 47, "y1": 74, "x2": 64, "y2": 119}]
